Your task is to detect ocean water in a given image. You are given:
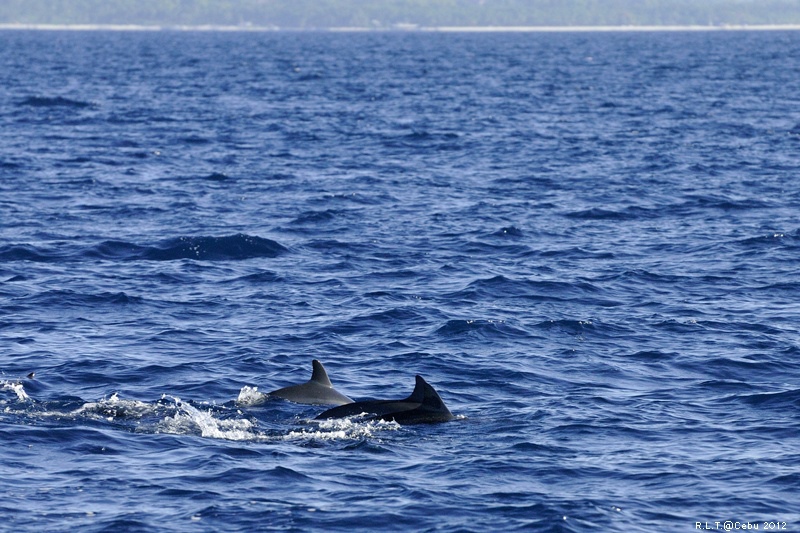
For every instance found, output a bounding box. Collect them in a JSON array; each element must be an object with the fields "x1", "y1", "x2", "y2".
[{"x1": 1, "y1": 29, "x2": 800, "y2": 532}]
